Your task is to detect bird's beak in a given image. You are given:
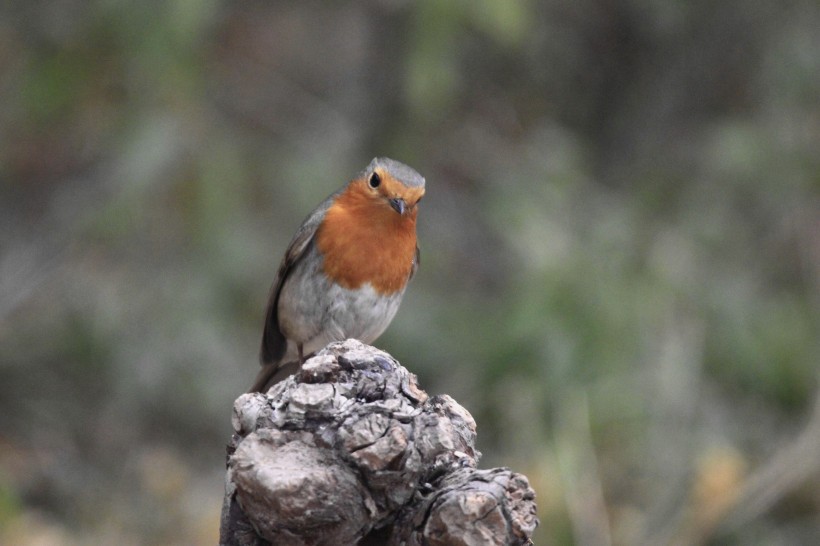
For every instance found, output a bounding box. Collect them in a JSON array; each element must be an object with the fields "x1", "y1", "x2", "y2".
[{"x1": 389, "y1": 197, "x2": 407, "y2": 215}]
